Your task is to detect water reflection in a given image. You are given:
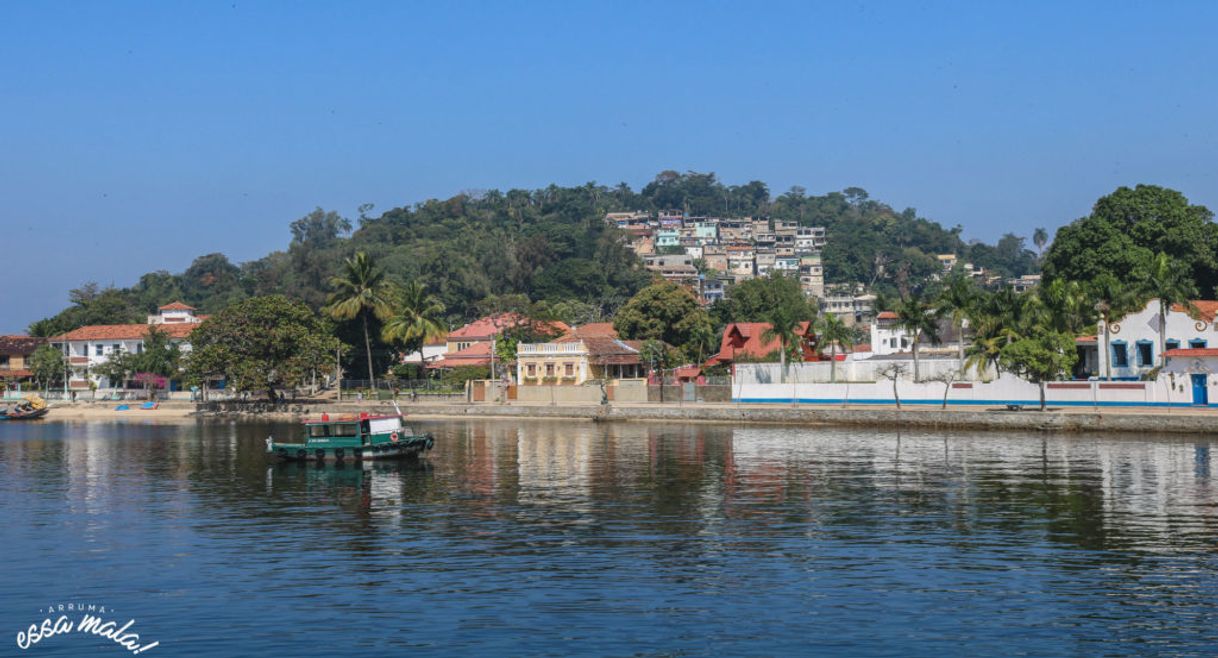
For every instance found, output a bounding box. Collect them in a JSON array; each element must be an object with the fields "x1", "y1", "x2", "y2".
[{"x1": 0, "y1": 419, "x2": 1216, "y2": 656}]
